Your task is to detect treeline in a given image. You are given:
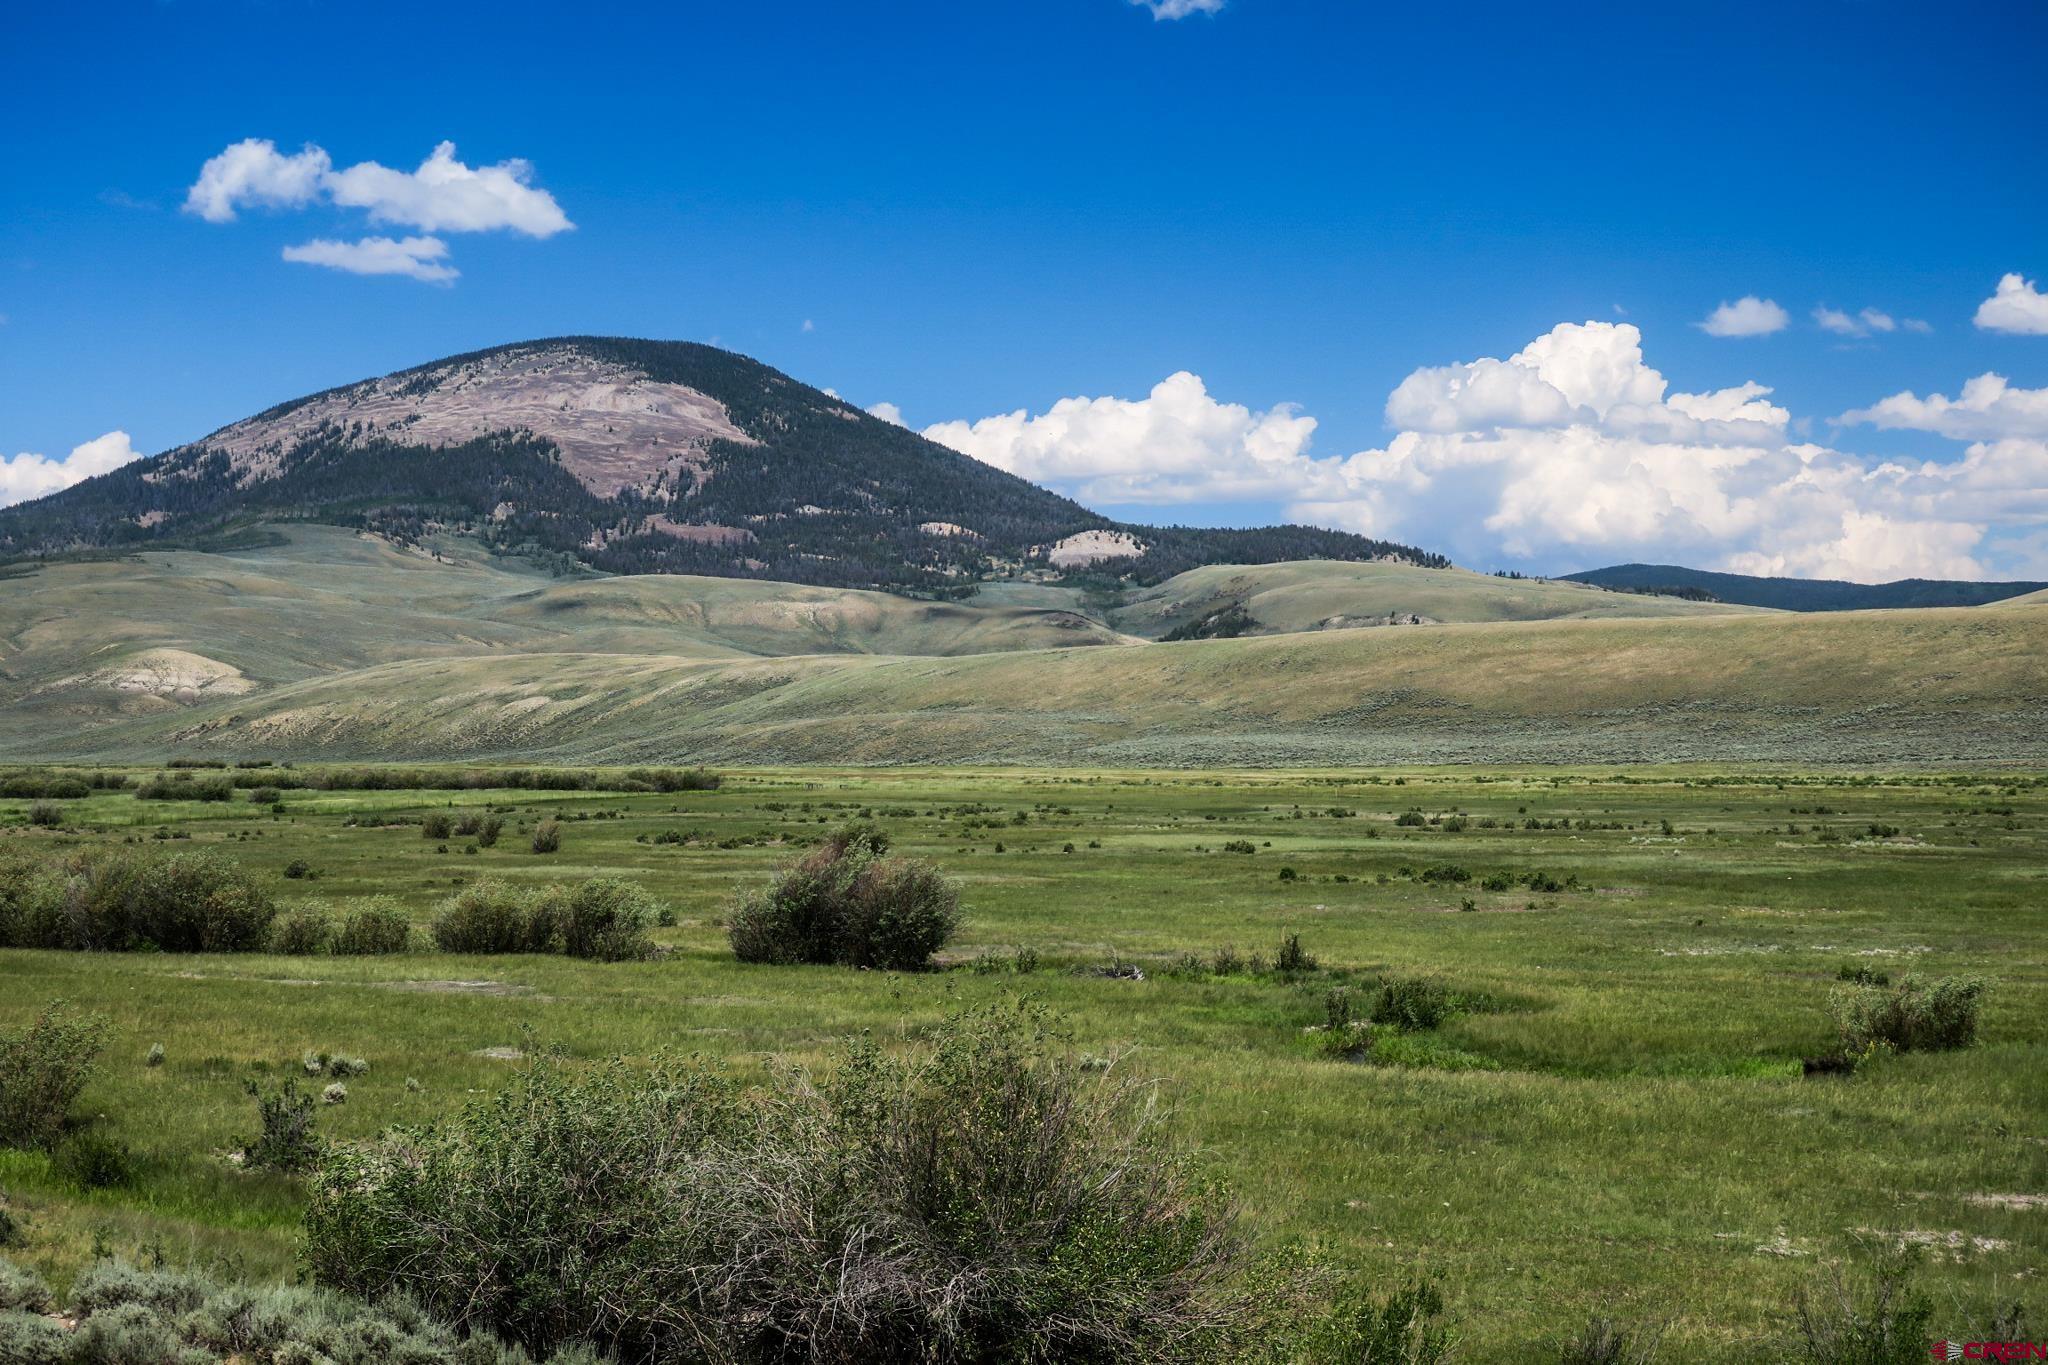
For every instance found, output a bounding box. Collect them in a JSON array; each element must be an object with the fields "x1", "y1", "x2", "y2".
[{"x1": 3, "y1": 765, "x2": 720, "y2": 800}]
